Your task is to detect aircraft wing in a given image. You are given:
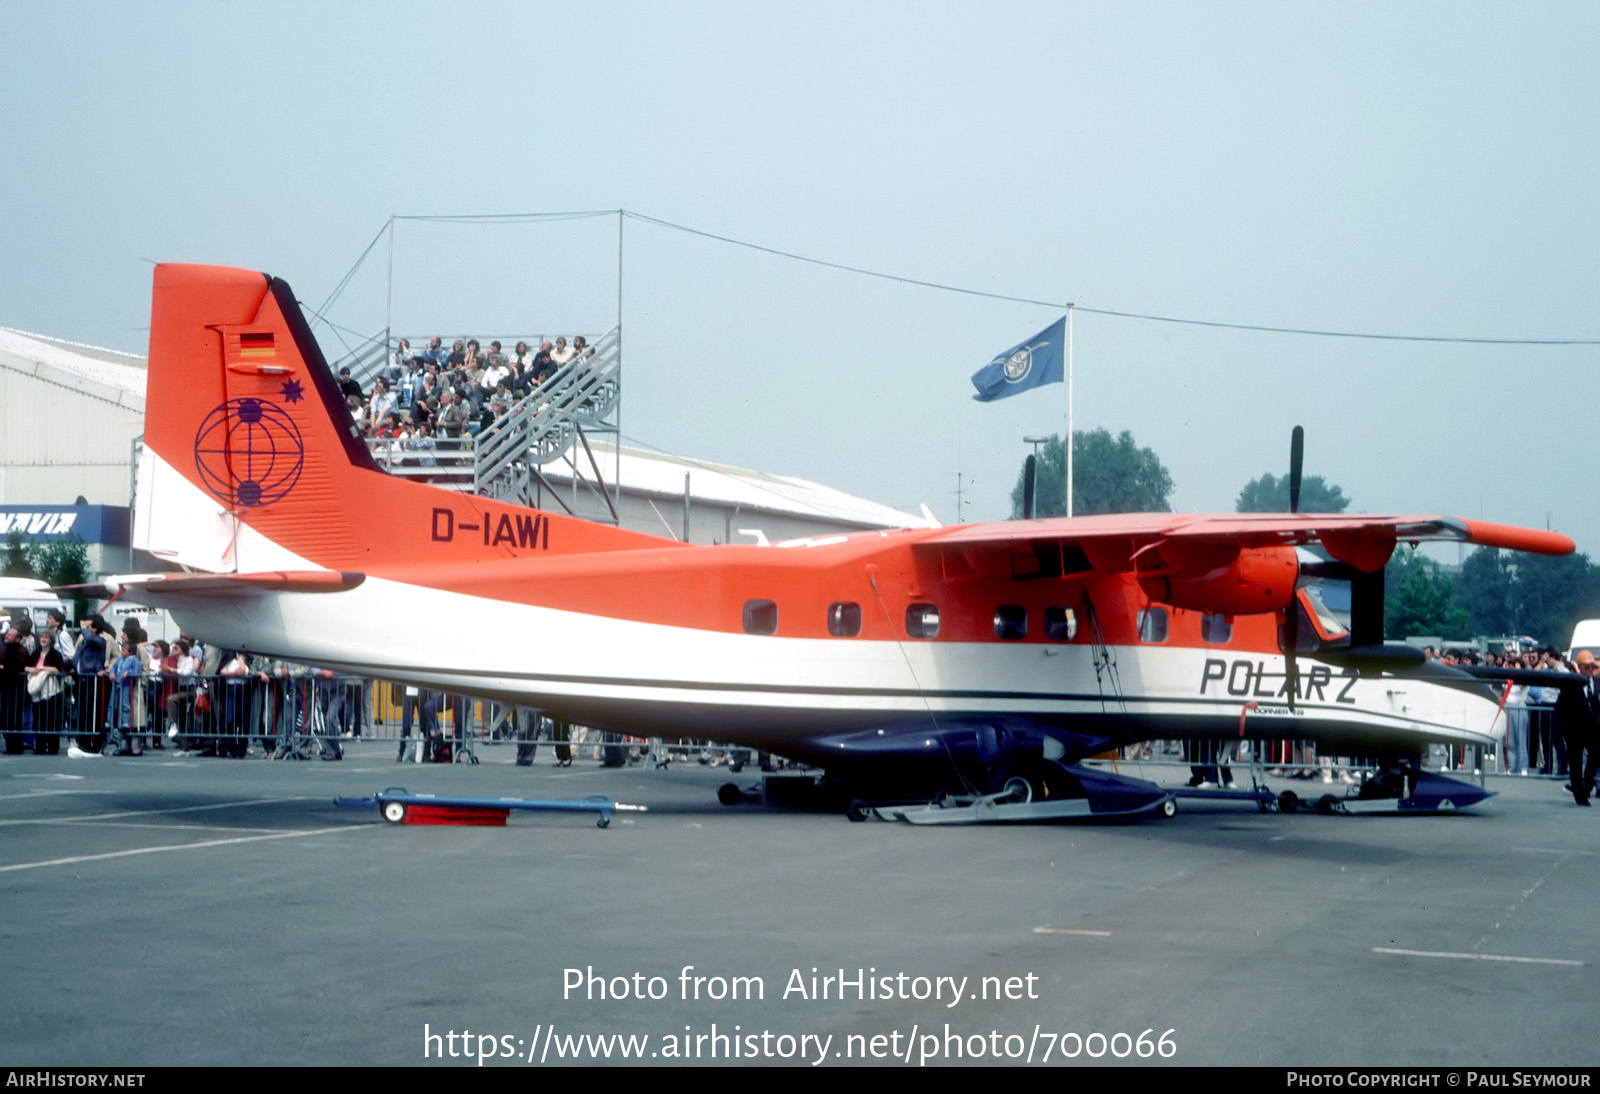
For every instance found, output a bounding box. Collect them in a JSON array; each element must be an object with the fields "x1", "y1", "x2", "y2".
[{"x1": 918, "y1": 513, "x2": 1574, "y2": 573}]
